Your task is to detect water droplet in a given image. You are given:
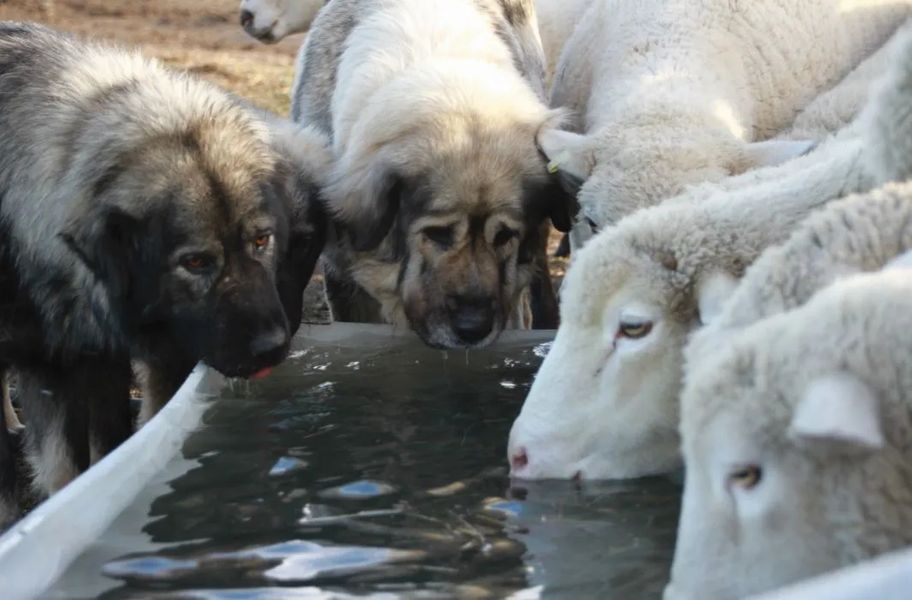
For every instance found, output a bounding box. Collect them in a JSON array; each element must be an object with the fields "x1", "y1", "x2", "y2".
[{"x1": 533, "y1": 342, "x2": 553, "y2": 358}]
